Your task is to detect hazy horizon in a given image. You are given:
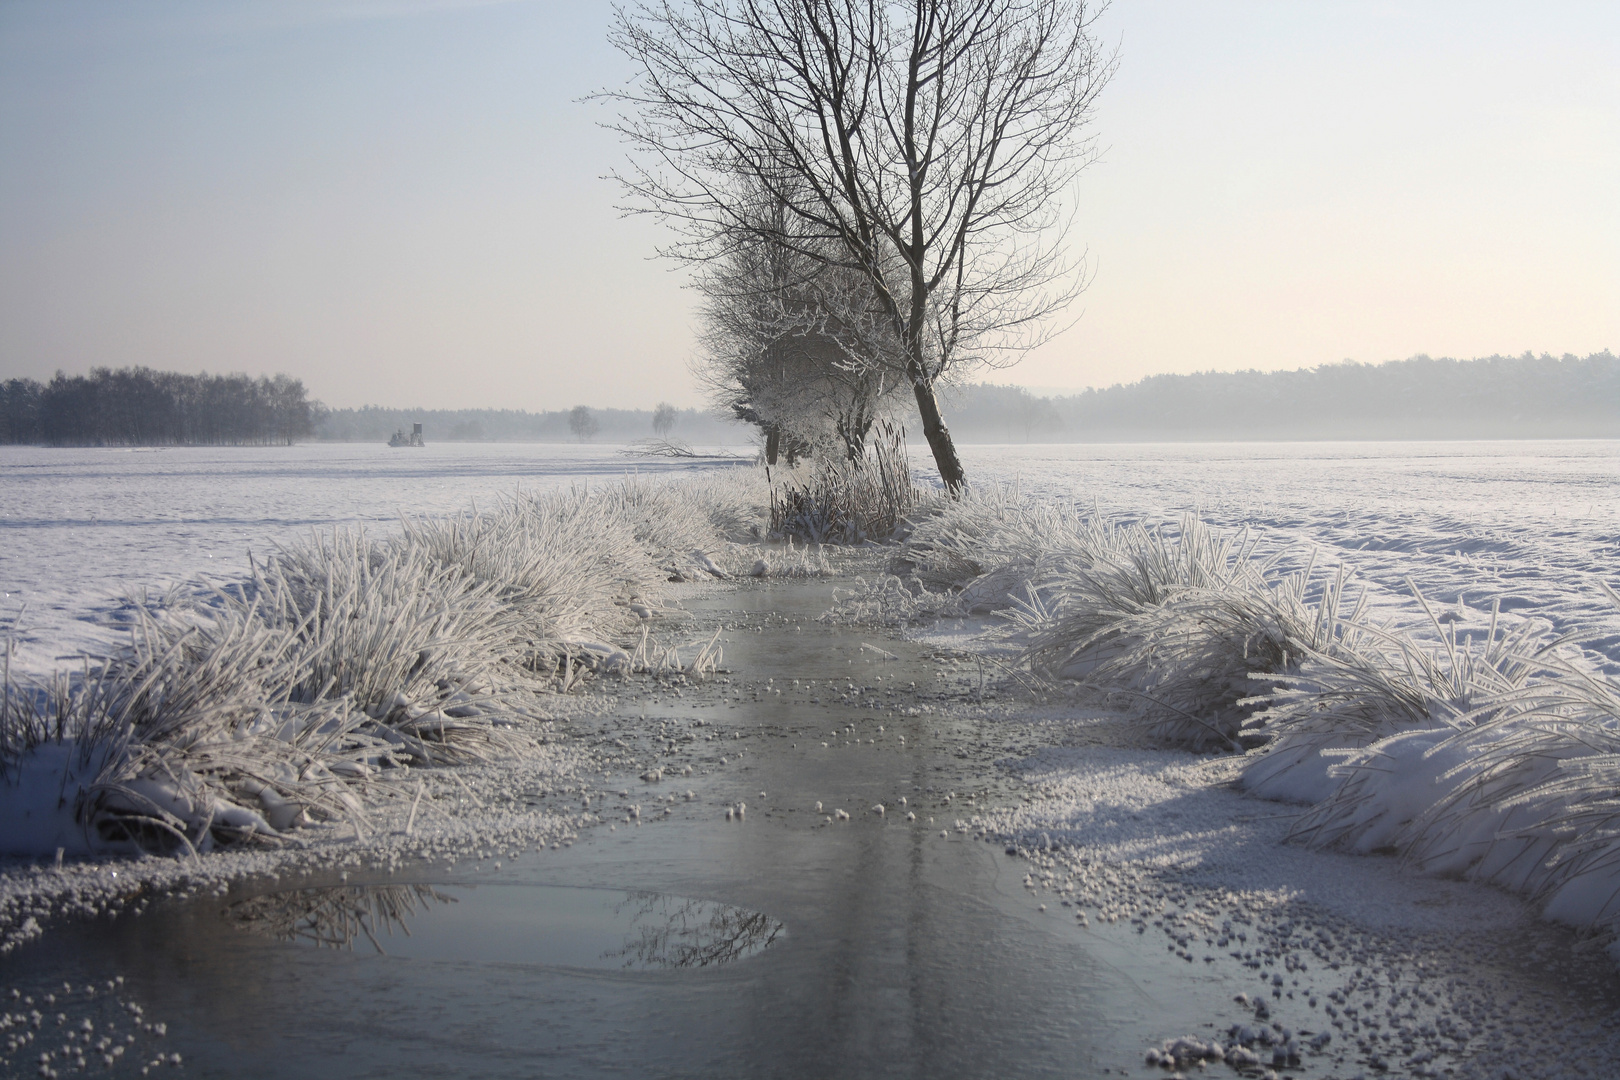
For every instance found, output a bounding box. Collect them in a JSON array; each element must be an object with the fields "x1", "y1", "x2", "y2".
[{"x1": 2, "y1": 1, "x2": 1617, "y2": 410}]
